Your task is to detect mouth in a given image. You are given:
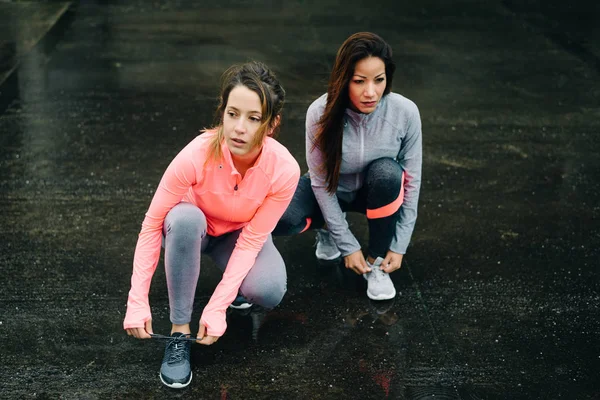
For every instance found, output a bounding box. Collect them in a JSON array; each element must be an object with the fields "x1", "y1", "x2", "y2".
[
  {"x1": 229, "y1": 137, "x2": 247, "y2": 149},
  {"x1": 362, "y1": 101, "x2": 377, "y2": 108}
]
